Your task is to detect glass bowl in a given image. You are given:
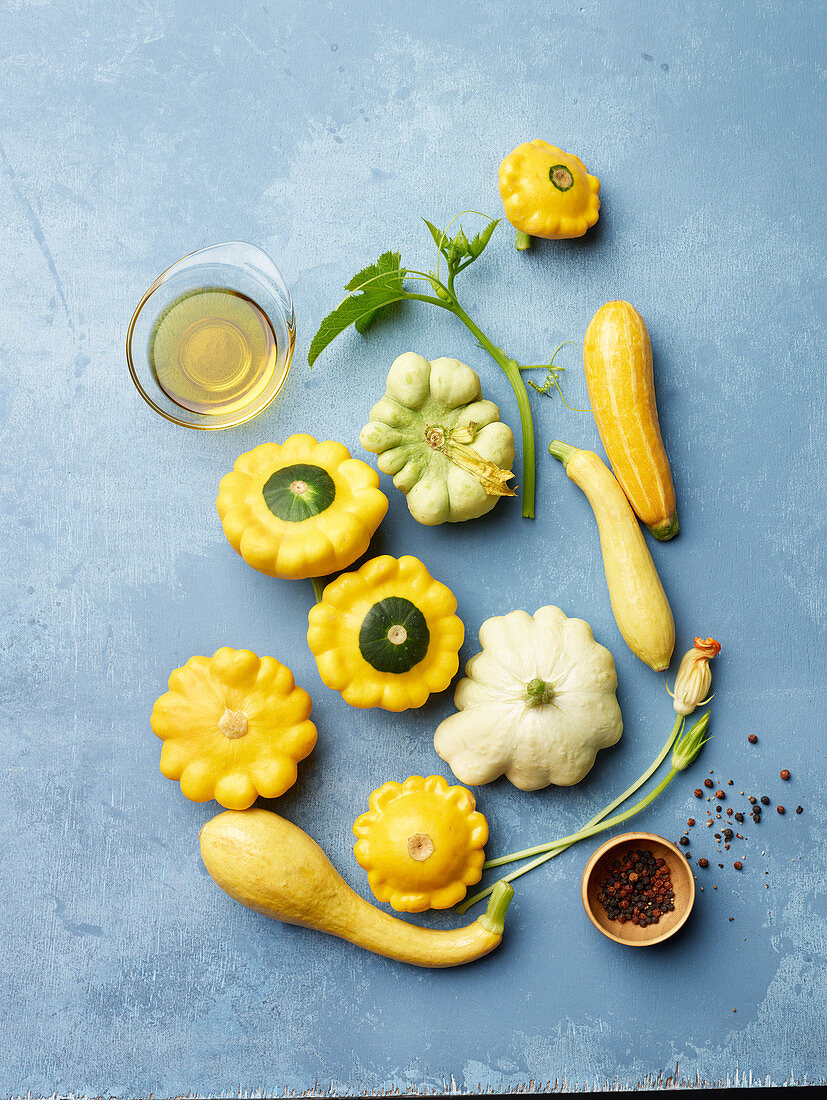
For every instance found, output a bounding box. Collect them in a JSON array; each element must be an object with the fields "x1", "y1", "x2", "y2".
[{"x1": 126, "y1": 242, "x2": 295, "y2": 429}]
